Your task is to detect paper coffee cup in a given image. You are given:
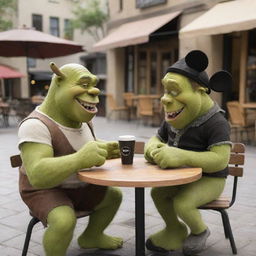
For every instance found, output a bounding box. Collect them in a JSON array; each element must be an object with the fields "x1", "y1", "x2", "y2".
[{"x1": 118, "y1": 135, "x2": 136, "y2": 165}]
